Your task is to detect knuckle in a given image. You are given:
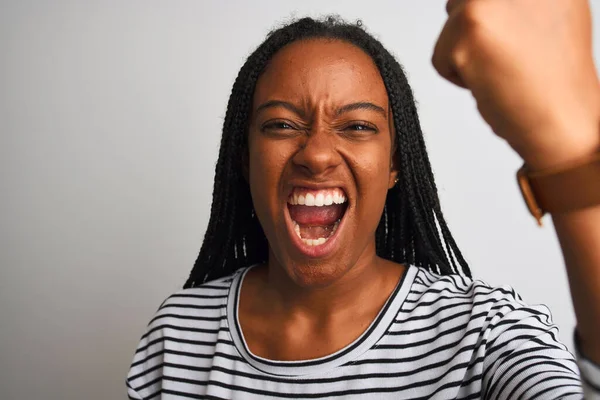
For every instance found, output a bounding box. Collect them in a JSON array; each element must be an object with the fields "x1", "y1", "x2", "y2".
[
  {"x1": 461, "y1": 1, "x2": 486, "y2": 25},
  {"x1": 458, "y1": 2, "x2": 489, "y2": 40},
  {"x1": 450, "y1": 45, "x2": 469, "y2": 69},
  {"x1": 454, "y1": 3, "x2": 492, "y2": 56}
]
